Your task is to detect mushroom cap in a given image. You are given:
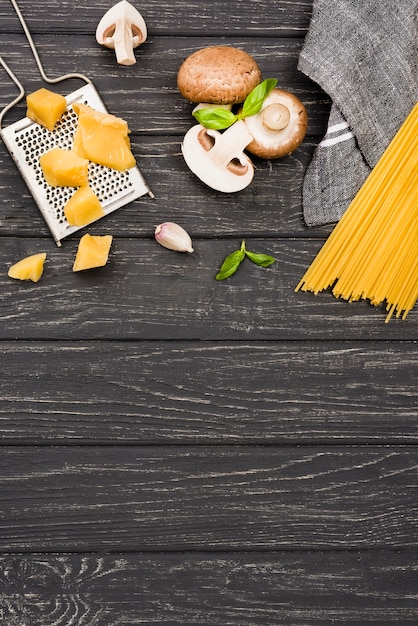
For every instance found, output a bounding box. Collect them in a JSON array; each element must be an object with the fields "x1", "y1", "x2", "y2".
[
  {"x1": 177, "y1": 46, "x2": 262, "y2": 105},
  {"x1": 243, "y1": 88, "x2": 308, "y2": 159}
]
